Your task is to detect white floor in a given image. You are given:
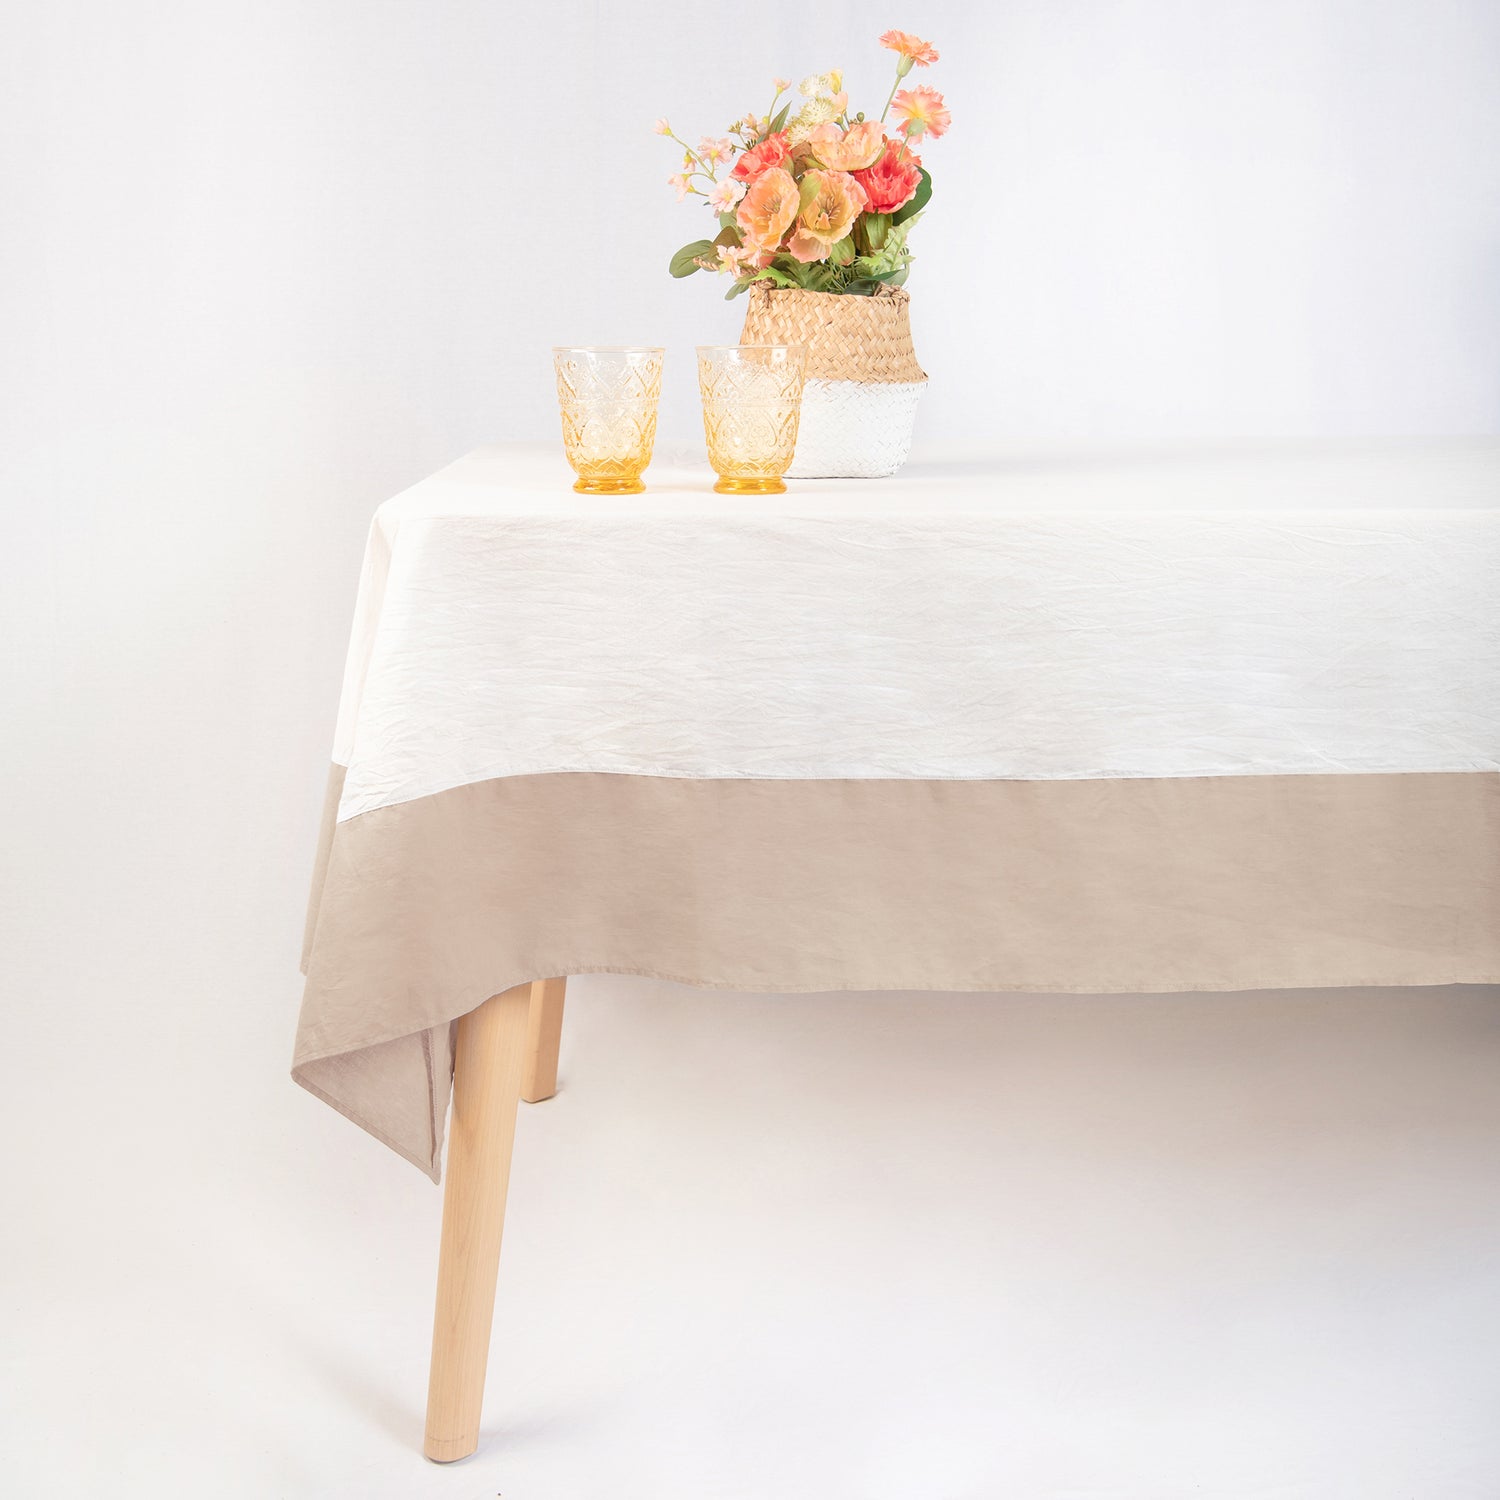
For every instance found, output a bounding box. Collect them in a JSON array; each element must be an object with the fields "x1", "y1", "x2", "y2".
[{"x1": 6, "y1": 967, "x2": 1500, "y2": 1499}]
